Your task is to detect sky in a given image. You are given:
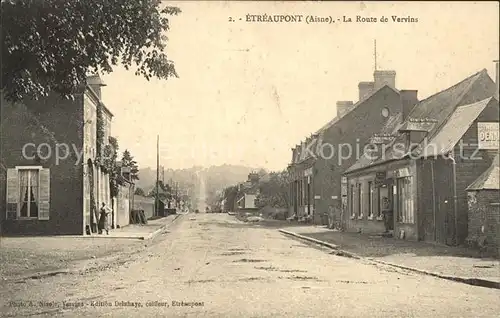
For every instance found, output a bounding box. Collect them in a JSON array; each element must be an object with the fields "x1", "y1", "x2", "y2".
[{"x1": 100, "y1": 1, "x2": 499, "y2": 171}]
